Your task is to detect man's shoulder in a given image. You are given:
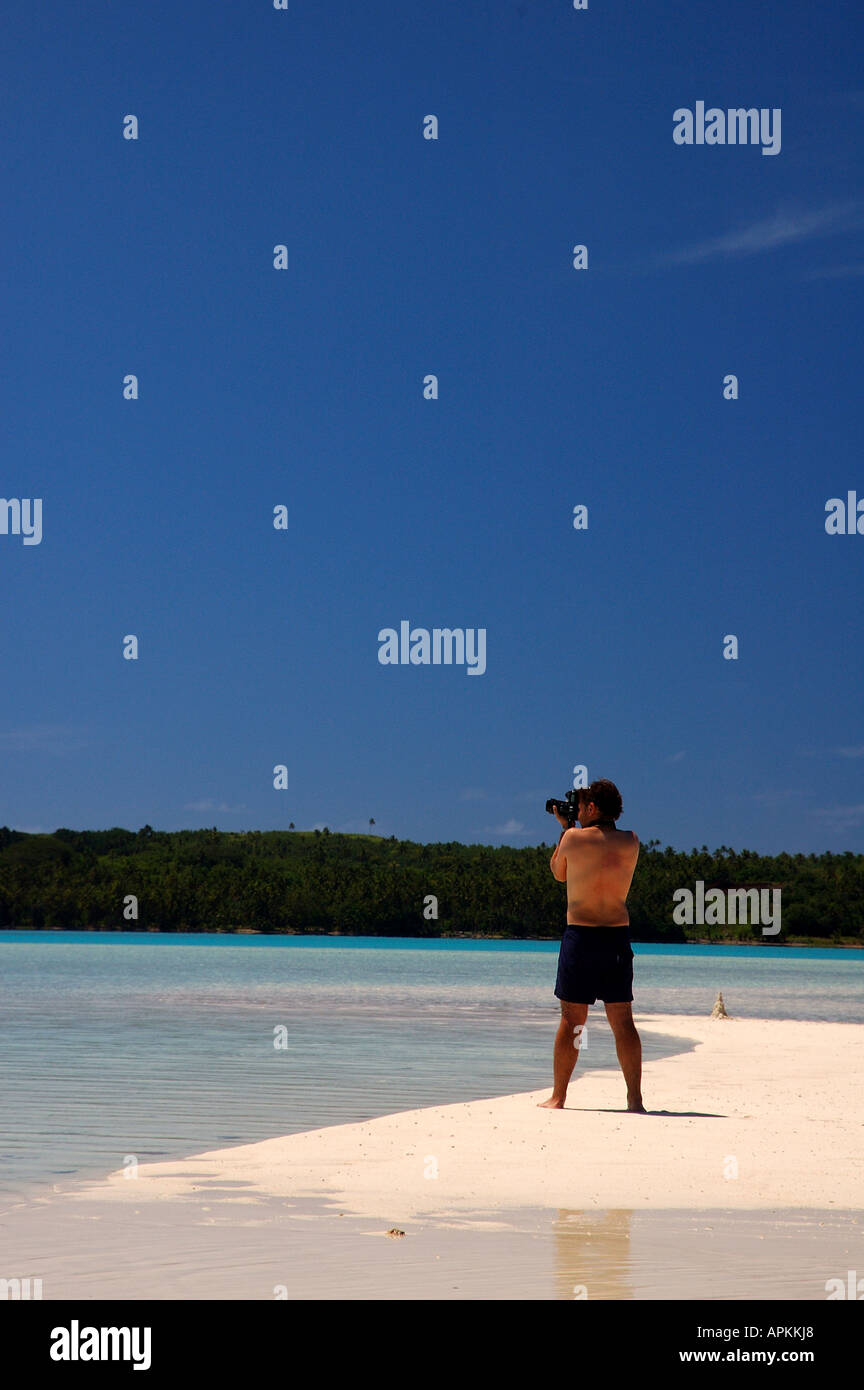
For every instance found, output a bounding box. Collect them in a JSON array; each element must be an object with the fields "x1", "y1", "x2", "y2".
[
  {"x1": 564, "y1": 827, "x2": 639, "y2": 847},
  {"x1": 569, "y1": 826, "x2": 639, "y2": 837}
]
